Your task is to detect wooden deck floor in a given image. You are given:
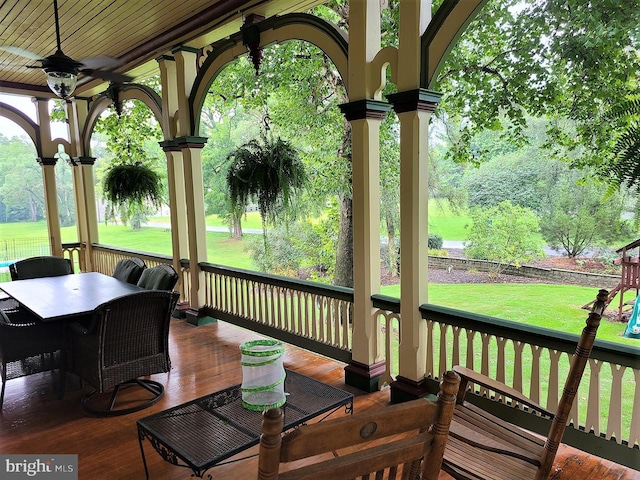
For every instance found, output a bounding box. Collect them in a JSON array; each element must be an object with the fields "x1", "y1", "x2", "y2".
[{"x1": 0, "y1": 318, "x2": 637, "y2": 479}]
